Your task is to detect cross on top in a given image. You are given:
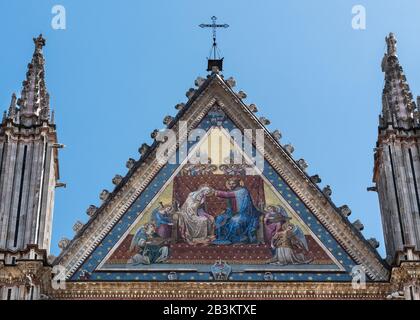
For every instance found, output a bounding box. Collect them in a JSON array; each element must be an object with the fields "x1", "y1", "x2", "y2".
[
  {"x1": 199, "y1": 16, "x2": 229, "y2": 45},
  {"x1": 199, "y1": 16, "x2": 229, "y2": 71}
]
